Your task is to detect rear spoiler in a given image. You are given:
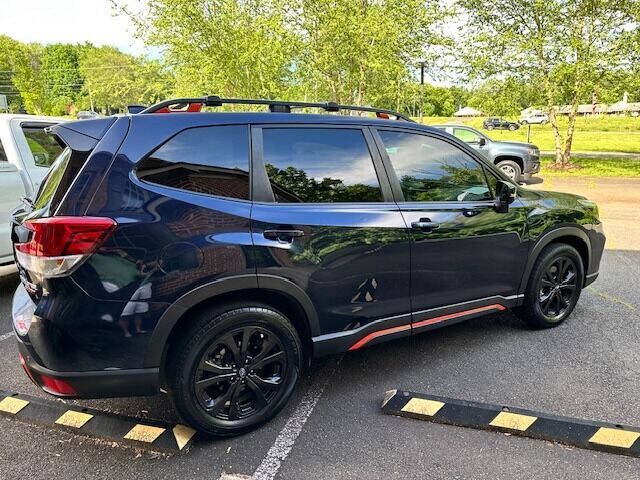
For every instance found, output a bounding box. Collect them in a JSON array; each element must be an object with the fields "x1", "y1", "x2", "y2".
[{"x1": 45, "y1": 117, "x2": 117, "y2": 152}]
